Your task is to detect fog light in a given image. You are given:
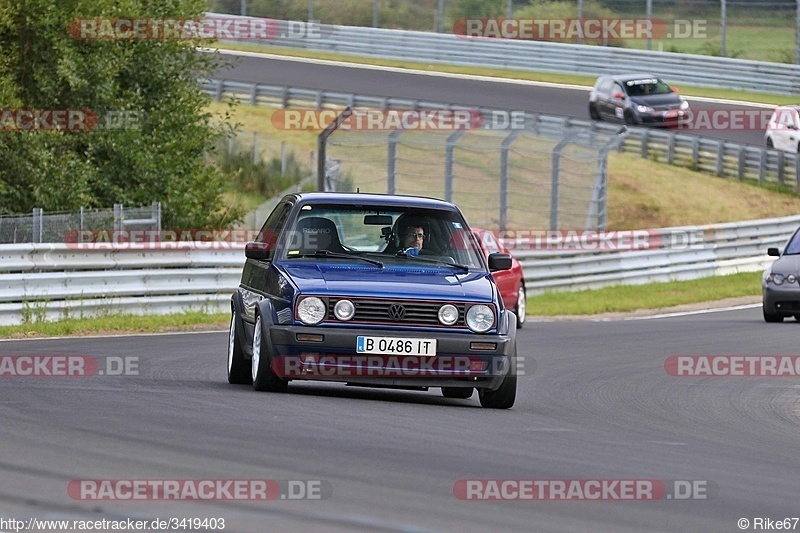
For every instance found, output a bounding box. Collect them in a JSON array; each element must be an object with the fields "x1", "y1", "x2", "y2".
[
  {"x1": 438, "y1": 304, "x2": 459, "y2": 326},
  {"x1": 297, "y1": 333, "x2": 324, "y2": 342},
  {"x1": 334, "y1": 299, "x2": 355, "y2": 321}
]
